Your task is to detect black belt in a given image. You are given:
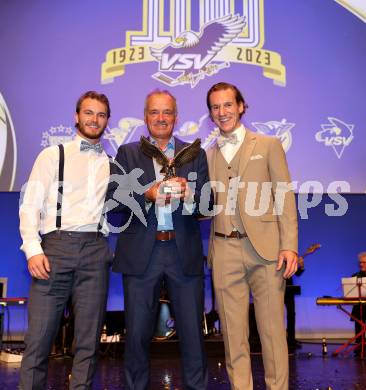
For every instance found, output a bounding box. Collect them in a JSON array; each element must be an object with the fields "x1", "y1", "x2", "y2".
[
  {"x1": 156, "y1": 230, "x2": 176, "y2": 241},
  {"x1": 43, "y1": 230, "x2": 104, "y2": 239},
  {"x1": 215, "y1": 231, "x2": 247, "y2": 239}
]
